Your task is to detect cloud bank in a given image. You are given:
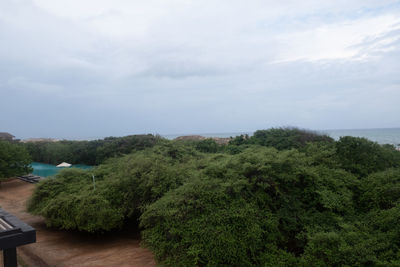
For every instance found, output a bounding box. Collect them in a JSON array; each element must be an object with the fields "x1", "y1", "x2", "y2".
[{"x1": 1, "y1": 0, "x2": 400, "y2": 138}]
